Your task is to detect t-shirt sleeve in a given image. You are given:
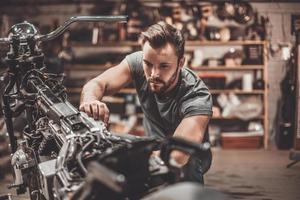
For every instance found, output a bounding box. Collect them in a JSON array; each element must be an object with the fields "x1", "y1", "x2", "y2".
[
  {"x1": 125, "y1": 51, "x2": 145, "y2": 87},
  {"x1": 180, "y1": 80, "x2": 213, "y2": 118}
]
